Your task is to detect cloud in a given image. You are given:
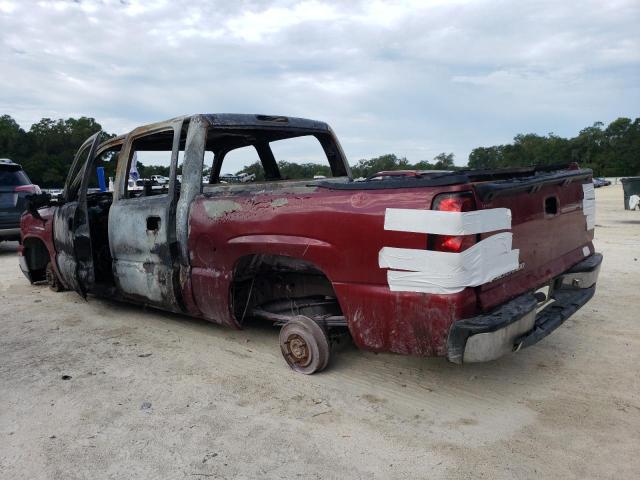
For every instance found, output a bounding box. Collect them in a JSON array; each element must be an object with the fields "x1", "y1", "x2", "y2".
[{"x1": 0, "y1": 0, "x2": 638, "y2": 165}]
